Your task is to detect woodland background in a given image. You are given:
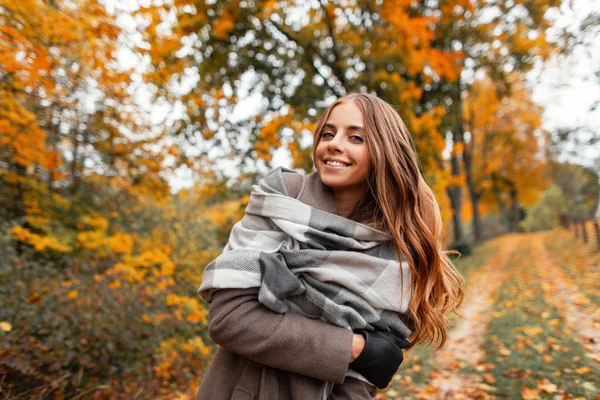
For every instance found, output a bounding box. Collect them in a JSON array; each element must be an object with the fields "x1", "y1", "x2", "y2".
[{"x1": 0, "y1": 0, "x2": 599, "y2": 398}]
